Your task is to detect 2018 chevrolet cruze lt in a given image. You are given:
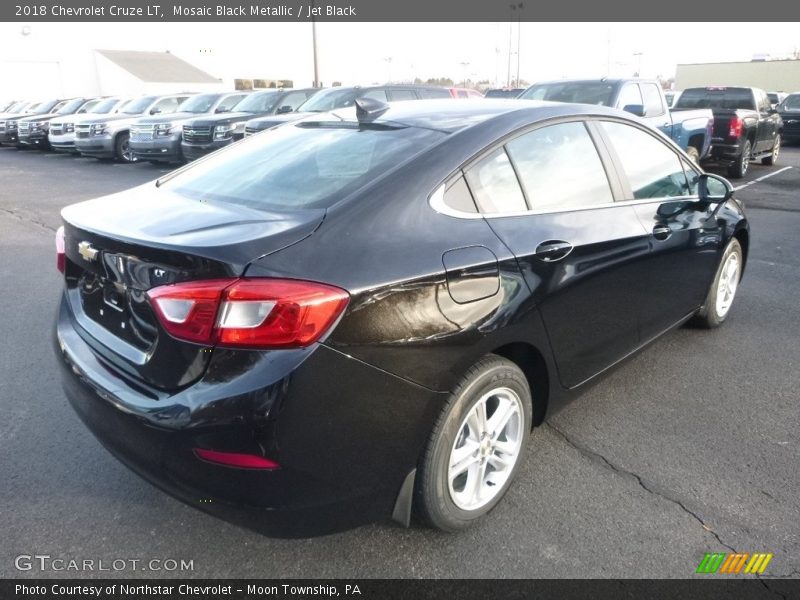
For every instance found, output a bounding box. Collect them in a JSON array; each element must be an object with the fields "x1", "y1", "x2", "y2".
[{"x1": 55, "y1": 99, "x2": 748, "y2": 537}]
